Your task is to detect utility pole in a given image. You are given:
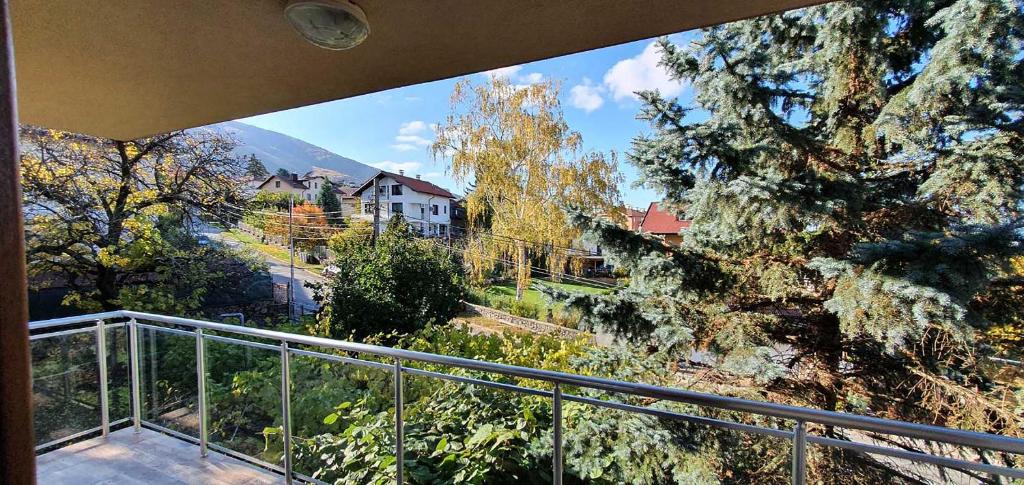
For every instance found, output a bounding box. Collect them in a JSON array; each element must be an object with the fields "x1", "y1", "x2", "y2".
[
  {"x1": 371, "y1": 176, "x2": 381, "y2": 245},
  {"x1": 288, "y1": 196, "x2": 295, "y2": 321}
]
